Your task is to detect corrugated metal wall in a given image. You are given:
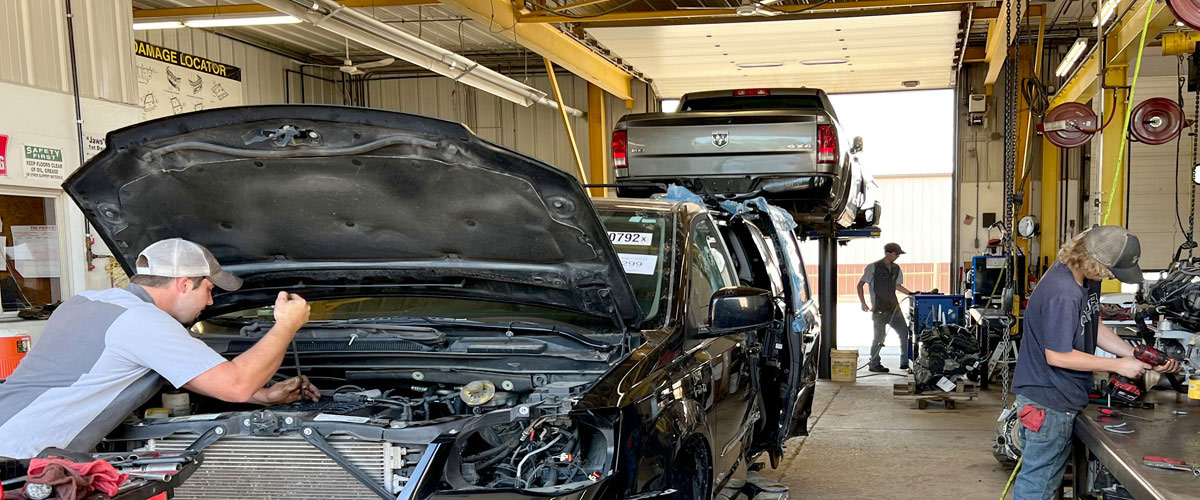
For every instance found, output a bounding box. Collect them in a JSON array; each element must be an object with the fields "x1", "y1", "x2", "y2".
[
  {"x1": 0, "y1": 0, "x2": 137, "y2": 105},
  {"x1": 133, "y1": 26, "x2": 650, "y2": 178},
  {"x1": 361, "y1": 74, "x2": 649, "y2": 177},
  {"x1": 134, "y1": 28, "x2": 346, "y2": 106},
  {"x1": 1125, "y1": 73, "x2": 1196, "y2": 269}
]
